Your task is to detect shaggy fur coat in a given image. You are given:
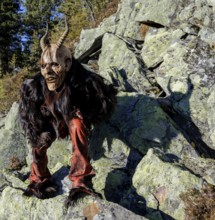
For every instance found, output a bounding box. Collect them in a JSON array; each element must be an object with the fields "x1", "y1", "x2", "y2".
[{"x1": 19, "y1": 58, "x2": 117, "y2": 148}]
